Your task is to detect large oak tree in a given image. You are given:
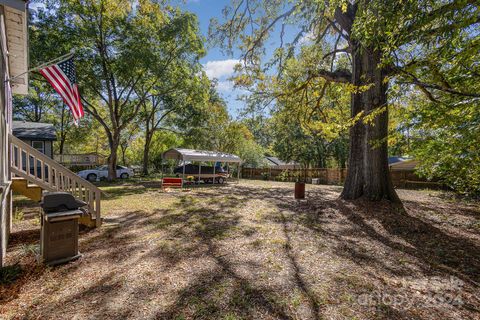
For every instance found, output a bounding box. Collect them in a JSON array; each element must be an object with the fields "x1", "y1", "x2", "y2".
[{"x1": 211, "y1": 0, "x2": 479, "y2": 202}]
